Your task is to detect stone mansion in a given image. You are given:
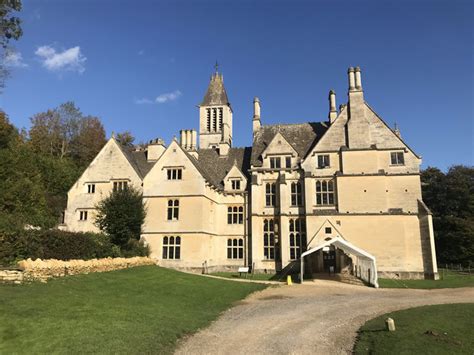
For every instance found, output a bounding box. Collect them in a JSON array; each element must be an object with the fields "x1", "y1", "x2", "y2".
[{"x1": 62, "y1": 66, "x2": 439, "y2": 283}]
